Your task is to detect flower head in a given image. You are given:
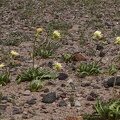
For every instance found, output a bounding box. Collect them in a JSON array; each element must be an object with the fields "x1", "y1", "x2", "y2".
[
  {"x1": 114, "y1": 37, "x2": 120, "y2": 45},
  {"x1": 53, "y1": 62, "x2": 62, "y2": 70},
  {"x1": 53, "y1": 30, "x2": 61, "y2": 39},
  {"x1": 36, "y1": 28, "x2": 43, "y2": 37},
  {"x1": 93, "y1": 31, "x2": 103, "y2": 39},
  {"x1": 10, "y1": 50, "x2": 19, "y2": 57},
  {"x1": 0, "y1": 63, "x2": 5, "y2": 68}
]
